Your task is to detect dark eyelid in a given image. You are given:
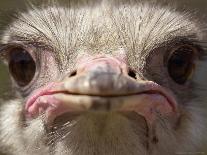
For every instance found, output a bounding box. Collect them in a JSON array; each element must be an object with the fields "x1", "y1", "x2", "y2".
[
  {"x1": 172, "y1": 39, "x2": 204, "y2": 58},
  {"x1": 0, "y1": 40, "x2": 54, "y2": 57},
  {"x1": 161, "y1": 38, "x2": 204, "y2": 66},
  {"x1": 0, "y1": 43, "x2": 26, "y2": 57},
  {"x1": 0, "y1": 42, "x2": 36, "y2": 61}
]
